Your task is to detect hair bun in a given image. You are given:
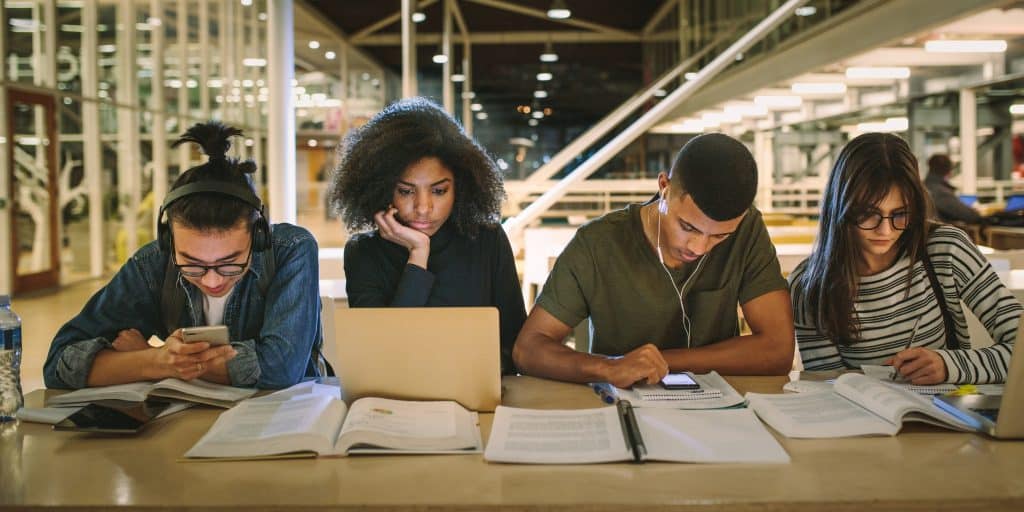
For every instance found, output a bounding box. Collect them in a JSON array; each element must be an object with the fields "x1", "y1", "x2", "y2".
[{"x1": 171, "y1": 121, "x2": 243, "y2": 160}]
